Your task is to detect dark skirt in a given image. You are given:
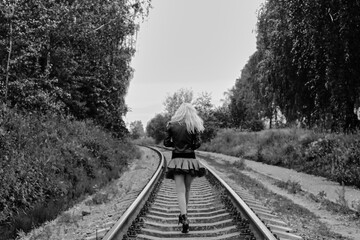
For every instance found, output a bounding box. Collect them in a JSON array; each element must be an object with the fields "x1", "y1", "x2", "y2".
[{"x1": 165, "y1": 157, "x2": 207, "y2": 180}]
